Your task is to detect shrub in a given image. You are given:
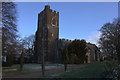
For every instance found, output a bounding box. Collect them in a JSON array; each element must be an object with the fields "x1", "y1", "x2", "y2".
[{"x1": 105, "y1": 60, "x2": 120, "y2": 79}]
